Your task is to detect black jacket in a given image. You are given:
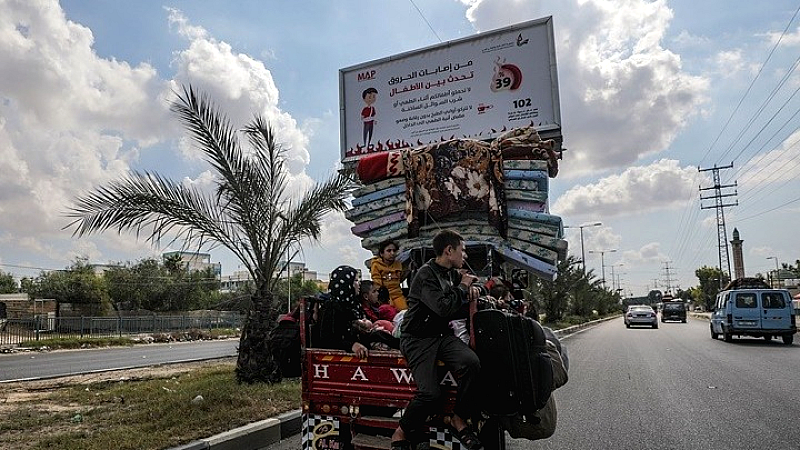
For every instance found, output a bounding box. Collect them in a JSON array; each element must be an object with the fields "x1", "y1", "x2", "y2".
[
  {"x1": 400, "y1": 259, "x2": 470, "y2": 338},
  {"x1": 317, "y1": 301, "x2": 363, "y2": 352}
]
